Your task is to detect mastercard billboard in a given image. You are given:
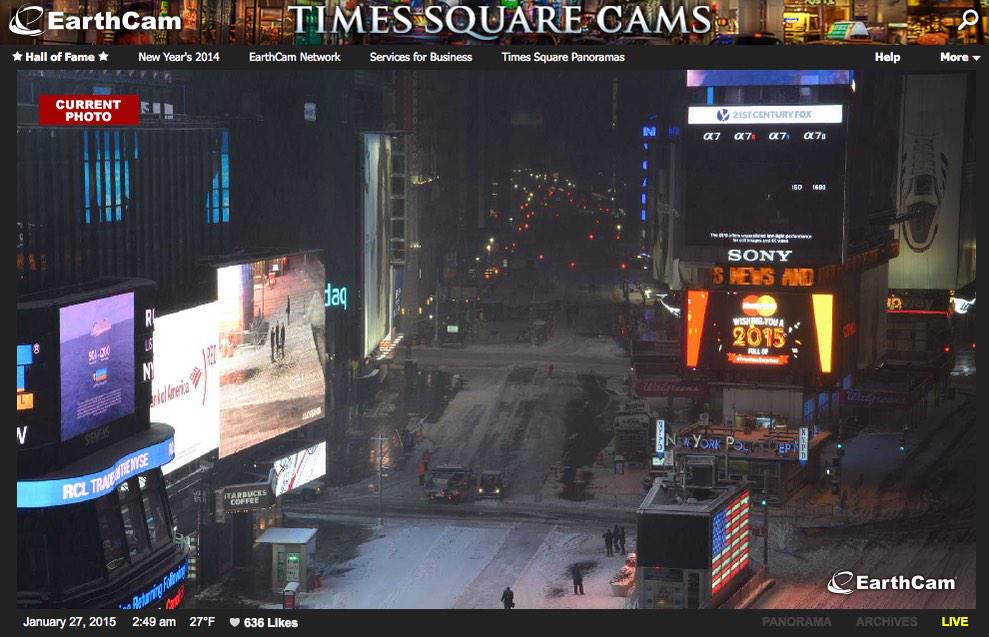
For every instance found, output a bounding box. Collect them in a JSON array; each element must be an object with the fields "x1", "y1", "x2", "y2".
[{"x1": 685, "y1": 290, "x2": 834, "y2": 374}]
